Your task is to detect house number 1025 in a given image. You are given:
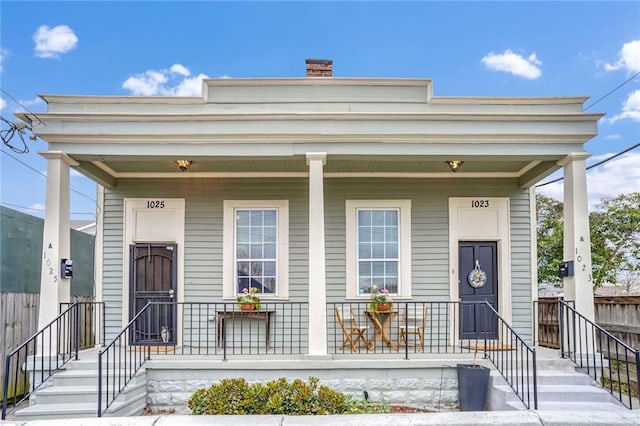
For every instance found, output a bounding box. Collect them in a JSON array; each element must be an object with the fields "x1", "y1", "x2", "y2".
[
  {"x1": 147, "y1": 200, "x2": 165, "y2": 208},
  {"x1": 471, "y1": 200, "x2": 490, "y2": 208}
]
